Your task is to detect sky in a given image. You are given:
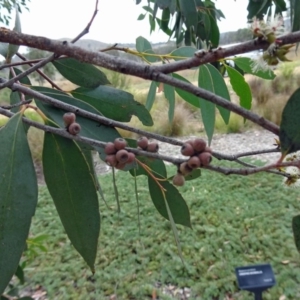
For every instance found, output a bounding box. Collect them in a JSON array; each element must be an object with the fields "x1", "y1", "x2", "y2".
[{"x1": 11, "y1": 0, "x2": 249, "y2": 44}]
